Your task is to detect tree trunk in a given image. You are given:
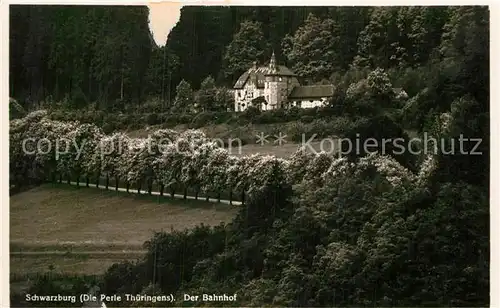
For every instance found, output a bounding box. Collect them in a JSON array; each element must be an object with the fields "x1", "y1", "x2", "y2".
[
  {"x1": 229, "y1": 189, "x2": 233, "y2": 205},
  {"x1": 183, "y1": 187, "x2": 187, "y2": 200},
  {"x1": 160, "y1": 183, "x2": 164, "y2": 197},
  {"x1": 161, "y1": 48, "x2": 166, "y2": 104},
  {"x1": 86, "y1": 176, "x2": 89, "y2": 187},
  {"x1": 59, "y1": 174, "x2": 62, "y2": 184},
  {"x1": 115, "y1": 176, "x2": 119, "y2": 191},
  {"x1": 148, "y1": 180, "x2": 152, "y2": 195},
  {"x1": 120, "y1": 65, "x2": 124, "y2": 100},
  {"x1": 126, "y1": 181, "x2": 130, "y2": 193},
  {"x1": 105, "y1": 174, "x2": 109, "y2": 190}
]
